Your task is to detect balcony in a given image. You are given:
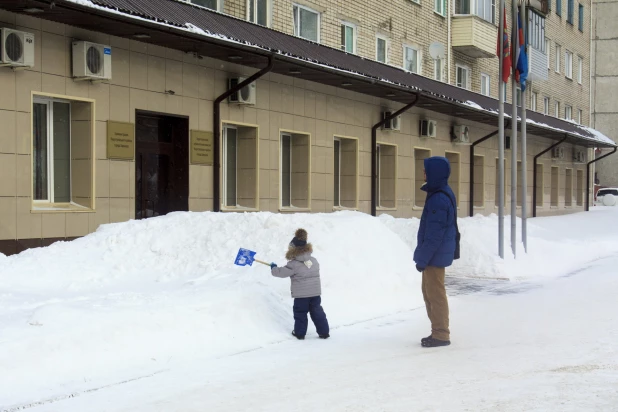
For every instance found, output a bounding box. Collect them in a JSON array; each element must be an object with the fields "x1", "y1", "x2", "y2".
[
  {"x1": 528, "y1": 47, "x2": 548, "y2": 82},
  {"x1": 452, "y1": 15, "x2": 498, "y2": 59}
]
